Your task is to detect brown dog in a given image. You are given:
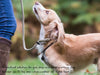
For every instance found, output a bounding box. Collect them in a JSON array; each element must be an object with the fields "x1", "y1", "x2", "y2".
[{"x1": 33, "y1": 2, "x2": 100, "y2": 75}]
